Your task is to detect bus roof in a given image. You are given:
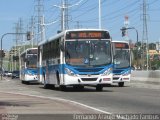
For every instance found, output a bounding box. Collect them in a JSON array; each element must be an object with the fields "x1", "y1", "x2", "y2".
[
  {"x1": 38, "y1": 28, "x2": 110, "y2": 46},
  {"x1": 112, "y1": 40, "x2": 129, "y2": 44}
]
